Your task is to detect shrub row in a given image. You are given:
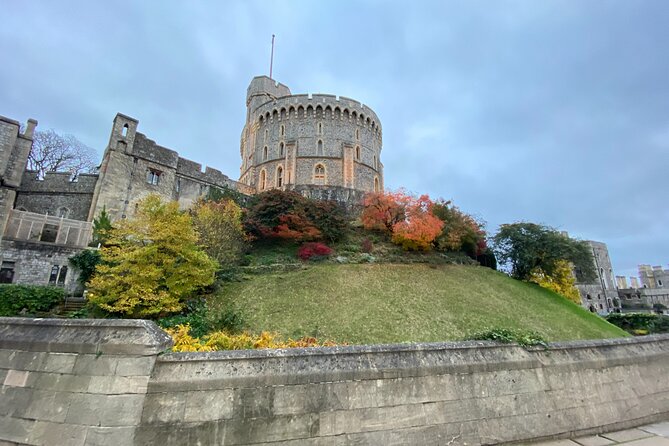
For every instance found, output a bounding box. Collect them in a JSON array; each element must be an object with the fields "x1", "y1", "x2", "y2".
[{"x1": 0, "y1": 285, "x2": 64, "y2": 317}]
